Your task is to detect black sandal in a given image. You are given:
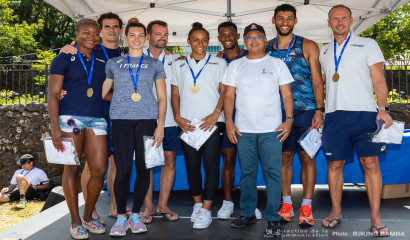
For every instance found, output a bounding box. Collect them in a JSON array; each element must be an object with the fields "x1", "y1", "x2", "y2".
[
  {"x1": 321, "y1": 217, "x2": 342, "y2": 229},
  {"x1": 371, "y1": 225, "x2": 389, "y2": 237}
]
